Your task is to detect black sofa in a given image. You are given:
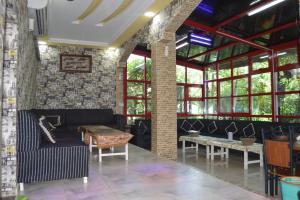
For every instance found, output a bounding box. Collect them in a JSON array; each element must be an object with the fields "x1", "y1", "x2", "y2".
[
  {"x1": 31, "y1": 109, "x2": 126, "y2": 138},
  {"x1": 17, "y1": 109, "x2": 126, "y2": 187},
  {"x1": 130, "y1": 118, "x2": 299, "y2": 150}
]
